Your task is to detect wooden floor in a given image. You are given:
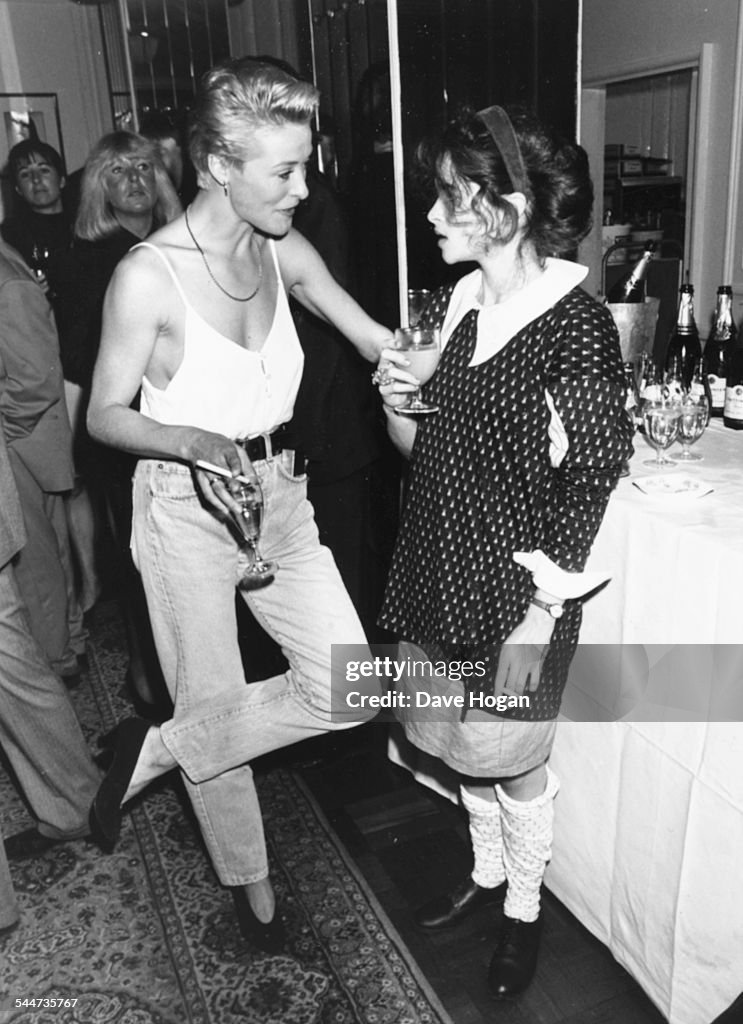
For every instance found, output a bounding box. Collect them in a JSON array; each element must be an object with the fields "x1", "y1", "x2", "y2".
[{"x1": 274, "y1": 724, "x2": 669, "y2": 1024}]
